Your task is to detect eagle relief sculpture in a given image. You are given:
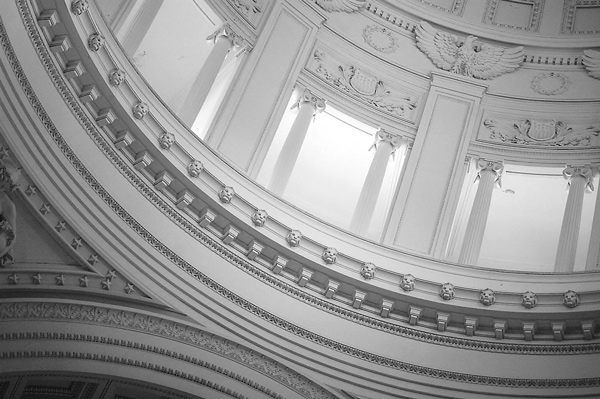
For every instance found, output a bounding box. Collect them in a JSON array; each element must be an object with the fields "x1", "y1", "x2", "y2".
[
  {"x1": 0, "y1": 159, "x2": 19, "y2": 266},
  {"x1": 415, "y1": 21, "x2": 524, "y2": 80}
]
